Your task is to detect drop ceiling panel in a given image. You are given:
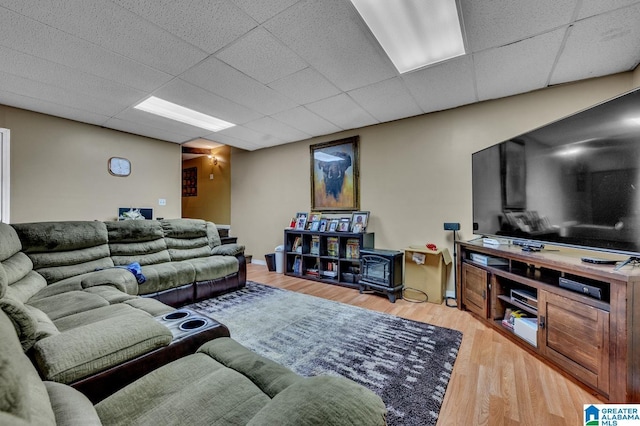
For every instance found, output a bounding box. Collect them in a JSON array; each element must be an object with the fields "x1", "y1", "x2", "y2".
[
  {"x1": 244, "y1": 116, "x2": 310, "y2": 143},
  {"x1": 217, "y1": 27, "x2": 307, "y2": 84},
  {"x1": 181, "y1": 57, "x2": 297, "y2": 115},
  {"x1": 103, "y1": 117, "x2": 194, "y2": 143},
  {"x1": 218, "y1": 125, "x2": 285, "y2": 149},
  {"x1": 475, "y1": 28, "x2": 566, "y2": 101},
  {"x1": 577, "y1": 0, "x2": 640, "y2": 19},
  {"x1": 202, "y1": 133, "x2": 262, "y2": 151},
  {"x1": 0, "y1": 89, "x2": 110, "y2": 127},
  {"x1": 232, "y1": 0, "x2": 299, "y2": 23},
  {"x1": 0, "y1": 7, "x2": 173, "y2": 91},
  {"x1": 272, "y1": 107, "x2": 342, "y2": 136},
  {"x1": 0, "y1": 0, "x2": 208, "y2": 75},
  {"x1": 268, "y1": 68, "x2": 341, "y2": 105},
  {"x1": 550, "y1": 3, "x2": 640, "y2": 85},
  {"x1": 306, "y1": 93, "x2": 378, "y2": 130},
  {"x1": 460, "y1": 0, "x2": 578, "y2": 52},
  {"x1": 264, "y1": 0, "x2": 397, "y2": 91},
  {"x1": 154, "y1": 79, "x2": 262, "y2": 125},
  {"x1": 111, "y1": 108, "x2": 212, "y2": 140},
  {"x1": 348, "y1": 78, "x2": 423, "y2": 122},
  {"x1": 112, "y1": 0, "x2": 257, "y2": 54},
  {"x1": 403, "y1": 56, "x2": 477, "y2": 114}
]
